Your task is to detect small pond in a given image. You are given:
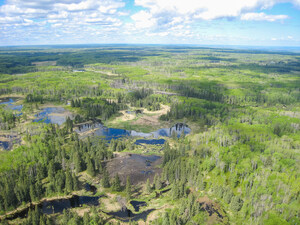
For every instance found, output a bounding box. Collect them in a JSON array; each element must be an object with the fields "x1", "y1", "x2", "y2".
[
  {"x1": 84, "y1": 183, "x2": 97, "y2": 195},
  {"x1": 125, "y1": 110, "x2": 143, "y2": 114},
  {"x1": 0, "y1": 97, "x2": 23, "y2": 112},
  {"x1": 5, "y1": 195, "x2": 101, "y2": 220},
  {"x1": 0, "y1": 134, "x2": 21, "y2": 151},
  {"x1": 33, "y1": 107, "x2": 72, "y2": 125},
  {"x1": 42, "y1": 195, "x2": 100, "y2": 214},
  {"x1": 0, "y1": 140, "x2": 10, "y2": 150},
  {"x1": 75, "y1": 122, "x2": 191, "y2": 142},
  {"x1": 130, "y1": 200, "x2": 147, "y2": 212},
  {"x1": 135, "y1": 139, "x2": 165, "y2": 145}
]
